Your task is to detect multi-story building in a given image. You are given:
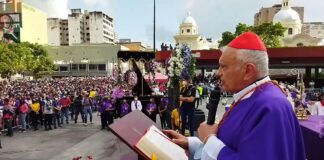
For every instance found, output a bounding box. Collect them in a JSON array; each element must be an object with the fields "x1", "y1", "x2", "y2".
[
  {"x1": 302, "y1": 22, "x2": 324, "y2": 39},
  {"x1": 0, "y1": 0, "x2": 47, "y2": 44},
  {"x1": 254, "y1": 0, "x2": 324, "y2": 47},
  {"x1": 254, "y1": 4, "x2": 304, "y2": 26},
  {"x1": 46, "y1": 44, "x2": 121, "y2": 77},
  {"x1": 174, "y1": 12, "x2": 218, "y2": 50},
  {"x1": 68, "y1": 9, "x2": 115, "y2": 45},
  {"x1": 47, "y1": 18, "x2": 68, "y2": 46}
]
